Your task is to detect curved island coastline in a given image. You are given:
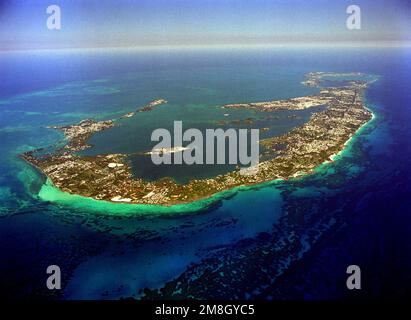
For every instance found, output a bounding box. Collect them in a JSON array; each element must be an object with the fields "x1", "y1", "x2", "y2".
[{"x1": 21, "y1": 72, "x2": 377, "y2": 207}]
